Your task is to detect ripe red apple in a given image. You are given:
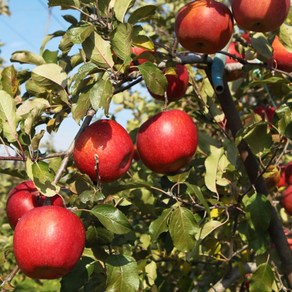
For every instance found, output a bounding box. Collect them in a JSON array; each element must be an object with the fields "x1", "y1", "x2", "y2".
[
  {"x1": 253, "y1": 105, "x2": 275, "y2": 123},
  {"x1": 287, "y1": 237, "x2": 292, "y2": 251},
  {"x1": 175, "y1": 0, "x2": 233, "y2": 54},
  {"x1": 282, "y1": 185, "x2": 292, "y2": 215},
  {"x1": 285, "y1": 162, "x2": 292, "y2": 185},
  {"x1": 225, "y1": 42, "x2": 245, "y2": 81},
  {"x1": 6, "y1": 180, "x2": 64, "y2": 229},
  {"x1": 150, "y1": 64, "x2": 189, "y2": 101},
  {"x1": 136, "y1": 109, "x2": 198, "y2": 174},
  {"x1": 231, "y1": 0, "x2": 290, "y2": 32},
  {"x1": 13, "y1": 206, "x2": 85, "y2": 279},
  {"x1": 131, "y1": 46, "x2": 155, "y2": 65},
  {"x1": 73, "y1": 119, "x2": 134, "y2": 182},
  {"x1": 272, "y1": 35, "x2": 292, "y2": 73},
  {"x1": 278, "y1": 165, "x2": 288, "y2": 188}
]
